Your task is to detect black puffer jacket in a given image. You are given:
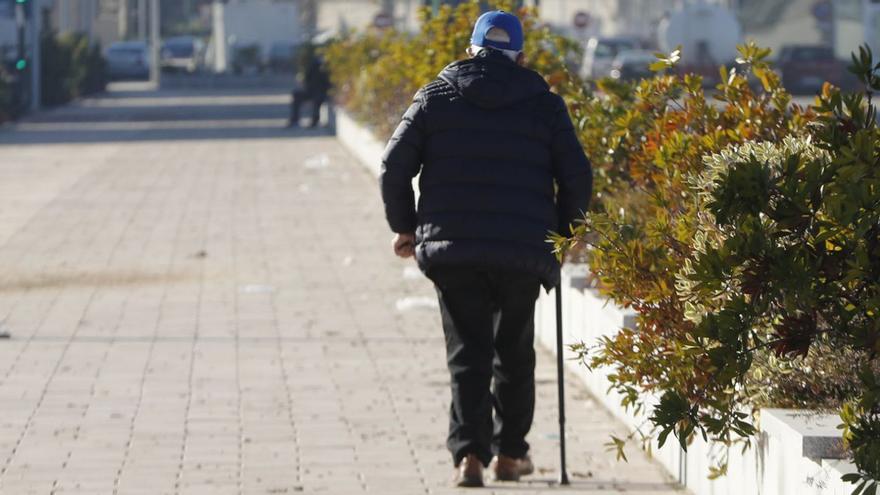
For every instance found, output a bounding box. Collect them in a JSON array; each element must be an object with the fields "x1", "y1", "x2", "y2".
[{"x1": 380, "y1": 50, "x2": 592, "y2": 288}]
